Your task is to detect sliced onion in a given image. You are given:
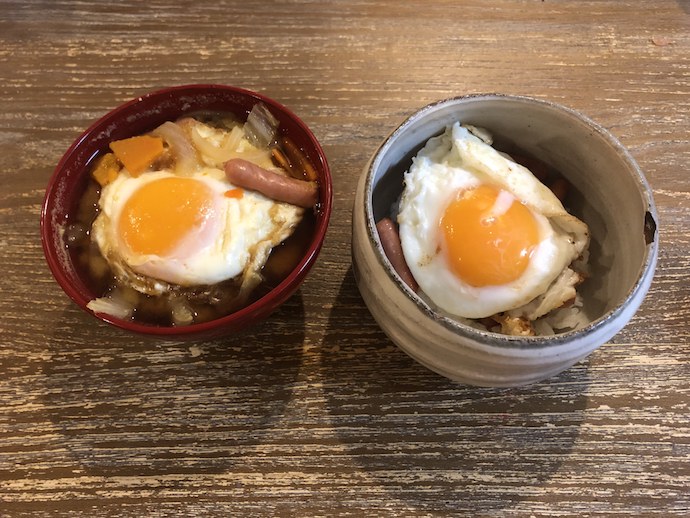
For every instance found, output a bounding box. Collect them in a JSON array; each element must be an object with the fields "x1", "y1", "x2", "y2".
[
  {"x1": 152, "y1": 121, "x2": 200, "y2": 176},
  {"x1": 232, "y1": 148, "x2": 274, "y2": 170},
  {"x1": 171, "y1": 297, "x2": 194, "y2": 326},
  {"x1": 245, "y1": 103, "x2": 279, "y2": 148},
  {"x1": 223, "y1": 125, "x2": 245, "y2": 156},
  {"x1": 190, "y1": 124, "x2": 245, "y2": 165},
  {"x1": 87, "y1": 294, "x2": 134, "y2": 320}
]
